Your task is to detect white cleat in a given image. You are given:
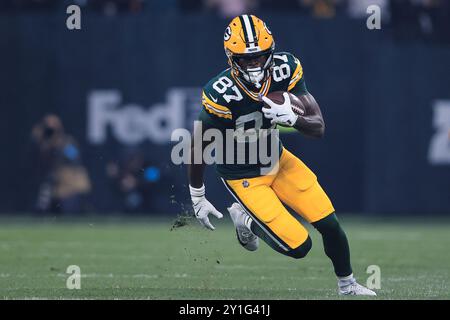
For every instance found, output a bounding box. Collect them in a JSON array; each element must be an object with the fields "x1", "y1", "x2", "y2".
[
  {"x1": 339, "y1": 282, "x2": 377, "y2": 296},
  {"x1": 227, "y1": 203, "x2": 259, "y2": 251}
]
